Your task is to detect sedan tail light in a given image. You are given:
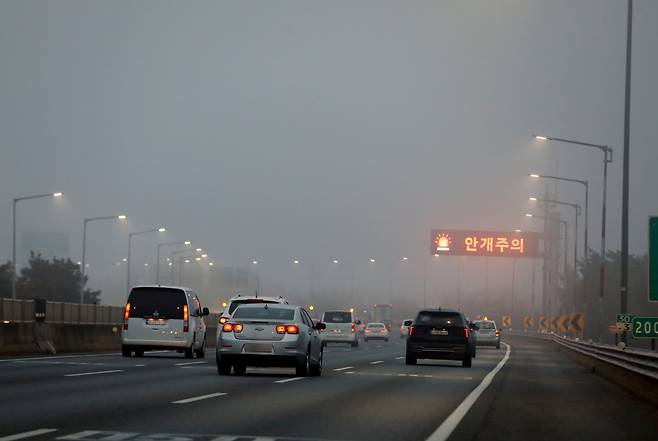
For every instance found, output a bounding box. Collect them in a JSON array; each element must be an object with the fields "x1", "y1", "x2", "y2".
[
  {"x1": 223, "y1": 323, "x2": 243, "y2": 333},
  {"x1": 365, "y1": 329, "x2": 372, "y2": 334},
  {"x1": 276, "y1": 324, "x2": 299, "y2": 334},
  {"x1": 123, "y1": 302, "x2": 131, "y2": 330},
  {"x1": 219, "y1": 316, "x2": 228, "y2": 325}
]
